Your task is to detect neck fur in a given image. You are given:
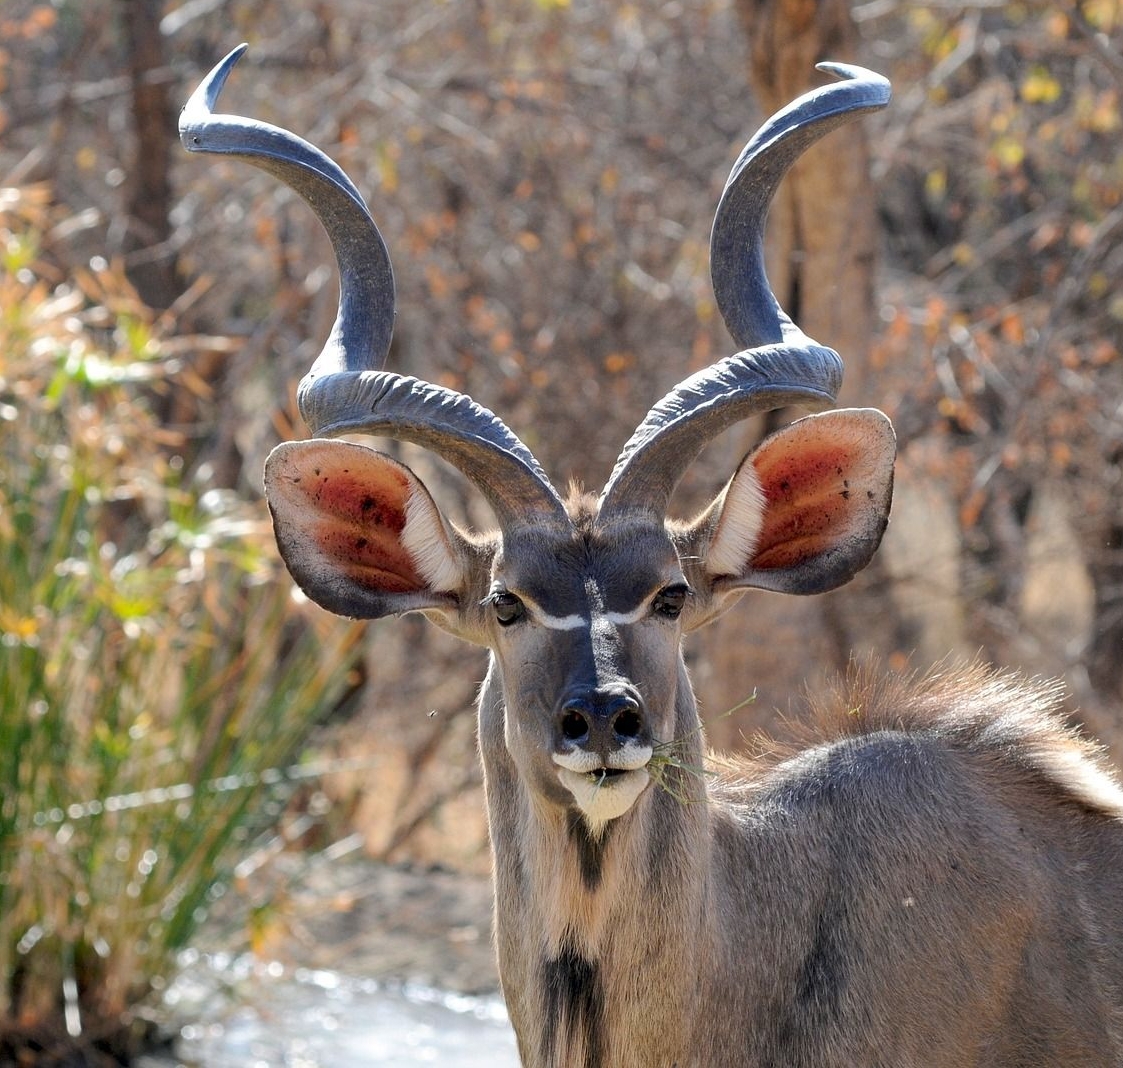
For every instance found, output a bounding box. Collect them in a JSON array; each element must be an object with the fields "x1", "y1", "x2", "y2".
[{"x1": 477, "y1": 667, "x2": 712, "y2": 1067}]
